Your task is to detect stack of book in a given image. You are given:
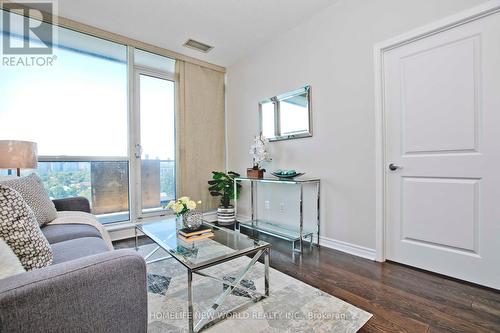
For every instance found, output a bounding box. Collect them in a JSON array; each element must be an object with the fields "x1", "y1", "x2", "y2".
[{"x1": 178, "y1": 226, "x2": 214, "y2": 242}]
